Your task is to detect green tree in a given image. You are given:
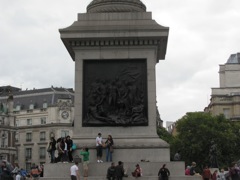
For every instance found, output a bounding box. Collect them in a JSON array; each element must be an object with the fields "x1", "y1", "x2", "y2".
[
  {"x1": 171, "y1": 112, "x2": 238, "y2": 168},
  {"x1": 157, "y1": 126, "x2": 174, "y2": 144}
]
